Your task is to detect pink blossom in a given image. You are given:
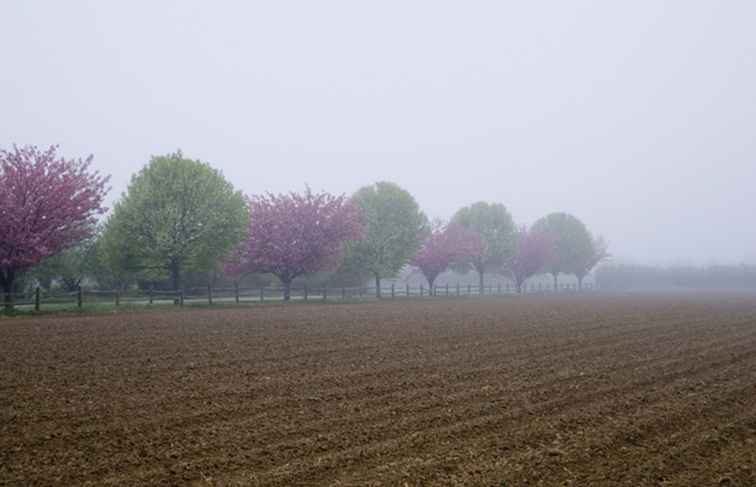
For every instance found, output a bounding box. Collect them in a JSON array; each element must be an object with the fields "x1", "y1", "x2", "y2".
[
  {"x1": 0, "y1": 145, "x2": 109, "y2": 305},
  {"x1": 510, "y1": 226, "x2": 554, "y2": 293},
  {"x1": 411, "y1": 223, "x2": 483, "y2": 289},
  {"x1": 228, "y1": 188, "x2": 363, "y2": 299}
]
